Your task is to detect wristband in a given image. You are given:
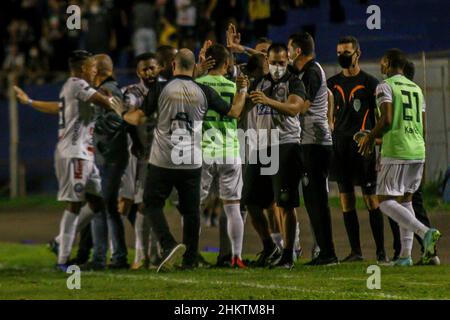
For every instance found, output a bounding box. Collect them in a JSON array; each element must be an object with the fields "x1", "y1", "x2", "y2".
[
  {"x1": 28, "y1": 99, "x2": 33, "y2": 106},
  {"x1": 239, "y1": 87, "x2": 248, "y2": 94}
]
